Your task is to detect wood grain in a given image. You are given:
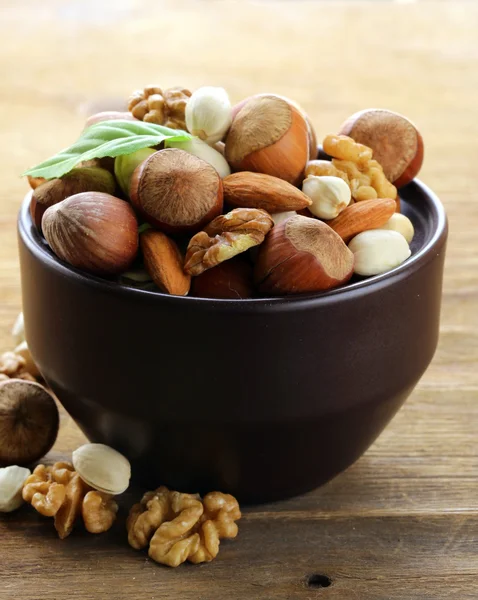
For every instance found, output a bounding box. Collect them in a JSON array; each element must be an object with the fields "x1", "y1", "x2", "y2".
[{"x1": 0, "y1": 1, "x2": 477, "y2": 598}]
